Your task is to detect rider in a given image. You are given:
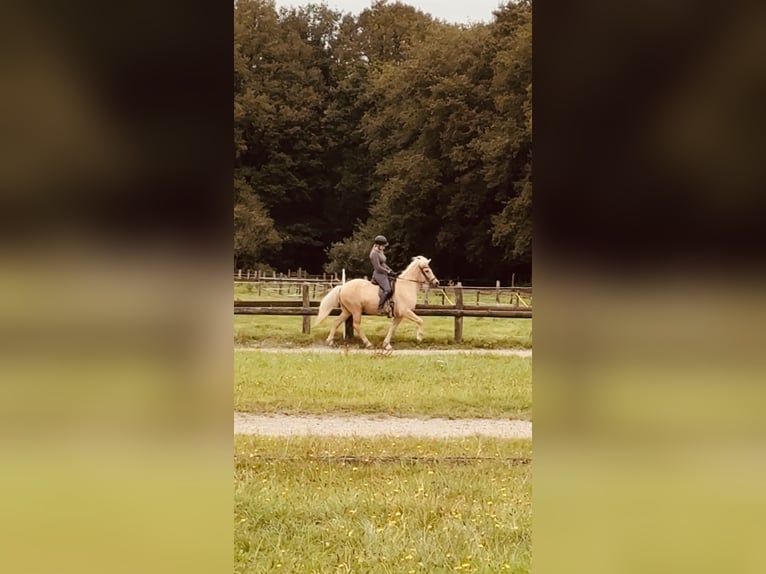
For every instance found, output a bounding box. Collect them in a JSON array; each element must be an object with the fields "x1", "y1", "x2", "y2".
[{"x1": 370, "y1": 235, "x2": 395, "y2": 315}]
